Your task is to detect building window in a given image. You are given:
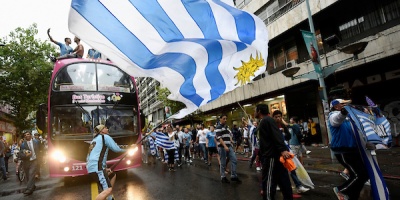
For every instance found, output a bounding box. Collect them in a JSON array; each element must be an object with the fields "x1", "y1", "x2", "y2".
[{"x1": 339, "y1": 1, "x2": 400, "y2": 40}]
